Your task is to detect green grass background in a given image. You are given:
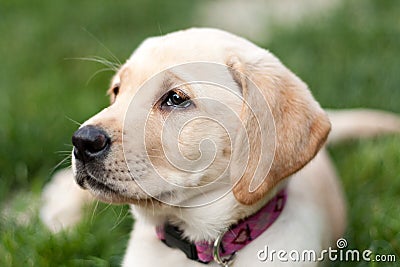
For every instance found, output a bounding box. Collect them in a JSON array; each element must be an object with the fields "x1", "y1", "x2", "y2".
[{"x1": 0, "y1": 0, "x2": 399, "y2": 266}]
